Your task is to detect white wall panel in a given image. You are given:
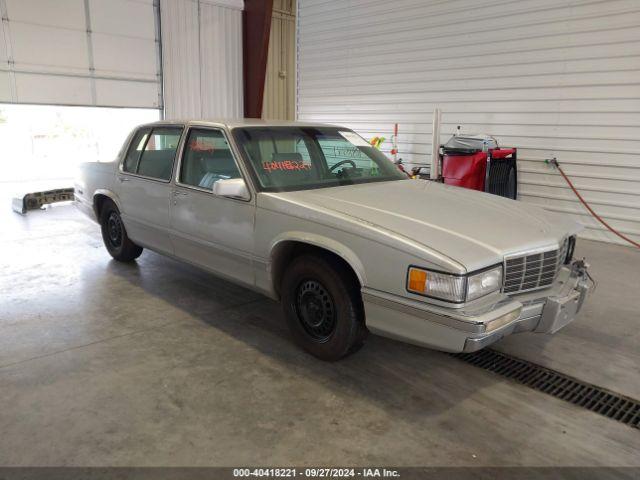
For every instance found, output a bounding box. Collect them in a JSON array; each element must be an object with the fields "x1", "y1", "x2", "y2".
[
  {"x1": 9, "y1": 22, "x2": 89, "y2": 74},
  {"x1": 14, "y1": 72, "x2": 92, "y2": 105},
  {"x1": 6, "y1": 0, "x2": 86, "y2": 28},
  {"x1": 90, "y1": 0, "x2": 156, "y2": 40},
  {"x1": 95, "y1": 78, "x2": 160, "y2": 108},
  {"x1": 0, "y1": 71, "x2": 12, "y2": 102},
  {"x1": 297, "y1": 0, "x2": 640, "y2": 246},
  {"x1": 161, "y1": 0, "x2": 243, "y2": 120},
  {"x1": 92, "y1": 33, "x2": 157, "y2": 80},
  {"x1": 0, "y1": 0, "x2": 161, "y2": 107},
  {"x1": 160, "y1": 0, "x2": 201, "y2": 117},
  {"x1": 199, "y1": 1, "x2": 243, "y2": 118}
]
